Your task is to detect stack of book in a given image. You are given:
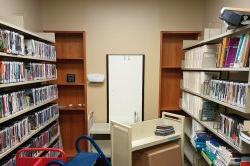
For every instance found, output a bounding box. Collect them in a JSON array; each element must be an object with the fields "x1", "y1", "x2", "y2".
[
  {"x1": 154, "y1": 125, "x2": 175, "y2": 136},
  {"x1": 0, "y1": 61, "x2": 57, "y2": 84},
  {"x1": 0, "y1": 29, "x2": 56, "y2": 61},
  {"x1": 216, "y1": 34, "x2": 250, "y2": 68},
  {"x1": 184, "y1": 44, "x2": 218, "y2": 68},
  {"x1": 0, "y1": 84, "x2": 58, "y2": 118},
  {"x1": 217, "y1": 113, "x2": 245, "y2": 147},
  {"x1": 0, "y1": 30, "x2": 25, "y2": 55},
  {"x1": 0, "y1": 104, "x2": 59, "y2": 156},
  {"x1": 182, "y1": 92, "x2": 203, "y2": 119},
  {"x1": 214, "y1": 146, "x2": 241, "y2": 166},
  {"x1": 191, "y1": 131, "x2": 211, "y2": 151},
  {"x1": 191, "y1": 130, "x2": 242, "y2": 165},
  {"x1": 203, "y1": 79, "x2": 247, "y2": 108},
  {"x1": 183, "y1": 71, "x2": 219, "y2": 93},
  {"x1": 200, "y1": 101, "x2": 218, "y2": 121}
]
